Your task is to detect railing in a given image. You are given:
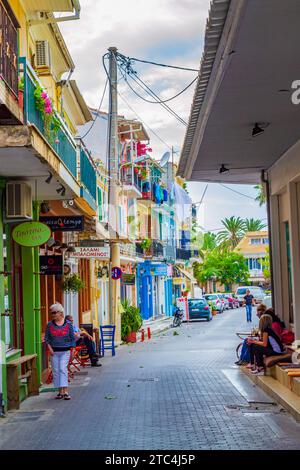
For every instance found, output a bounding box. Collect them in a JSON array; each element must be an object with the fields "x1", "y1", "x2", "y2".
[
  {"x1": 164, "y1": 244, "x2": 176, "y2": 262},
  {"x1": 0, "y1": 2, "x2": 18, "y2": 96},
  {"x1": 176, "y1": 248, "x2": 191, "y2": 261},
  {"x1": 135, "y1": 242, "x2": 145, "y2": 257},
  {"x1": 20, "y1": 57, "x2": 77, "y2": 178},
  {"x1": 121, "y1": 165, "x2": 142, "y2": 193},
  {"x1": 80, "y1": 143, "x2": 97, "y2": 201},
  {"x1": 152, "y1": 240, "x2": 164, "y2": 258}
]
